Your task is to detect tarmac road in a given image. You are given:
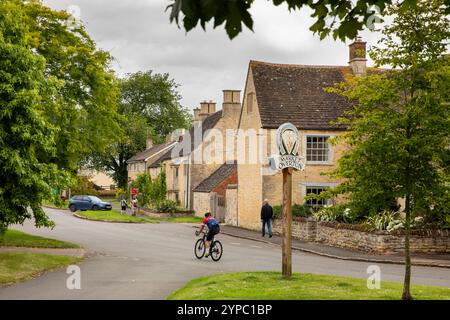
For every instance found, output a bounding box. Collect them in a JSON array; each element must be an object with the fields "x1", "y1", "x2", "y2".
[{"x1": 0, "y1": 207, "x2": 449, "y2": 299}]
